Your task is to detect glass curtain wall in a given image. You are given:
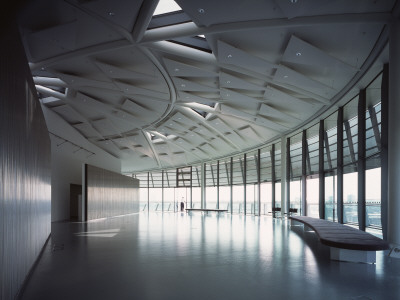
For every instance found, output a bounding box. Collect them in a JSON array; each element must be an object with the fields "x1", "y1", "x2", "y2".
[
  {"x1": 219, "y1": 157, "x2": 231, "y2": 210},
  {"x1": 324, "y1": 111, "x2": 338, "y2": 221},
  {"x1": 148, "y1": 171, "x2": 163, "y2": 211},
  {"x1": 275, "y1": 143, "x2": 282, "y2": 210},
  {"x1": 246, "y1": 150, "x2": 259, "y2": 215},
  {"x1": 134, "y1": 173, "x2": 148, "y2": 211},
  {"x1": 342, "y1": 96, "x2": 359, "y2": 225},
  {"x1": 132, "y1": 70, "x2": 385, "y2": 228},
  {"x1": 260, "y1": 145, "x2": 273, "y2": 215},
  {"x1": 232, "y1": 154, "x2": 244, "y2": 214},
  {"x1": 191, "y1": 165, "x2": 201, "y2": 209},
  {"x1": 306, "y1": 124, "x2": 319, "y2": 217},
  {"x1": 205, "y1": 161, "x2": 218, "y2": 209},
  {"x1": 164, "y1": 169, "x2": 176, "y2": 212},
  {"x1": 289, "y1": 133, "x2": 302, "y2": 213},
  {"x1": 365, "y1": 74, "x2": 382, "y2": 233}
]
